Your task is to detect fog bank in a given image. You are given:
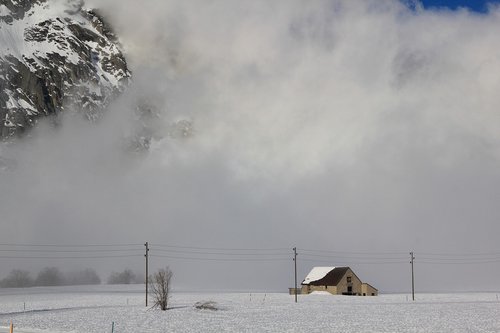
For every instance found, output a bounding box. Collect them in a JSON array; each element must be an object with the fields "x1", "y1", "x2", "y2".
[{"x1": 1, "y1": 0, "x2": 500, "y2": 292}]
